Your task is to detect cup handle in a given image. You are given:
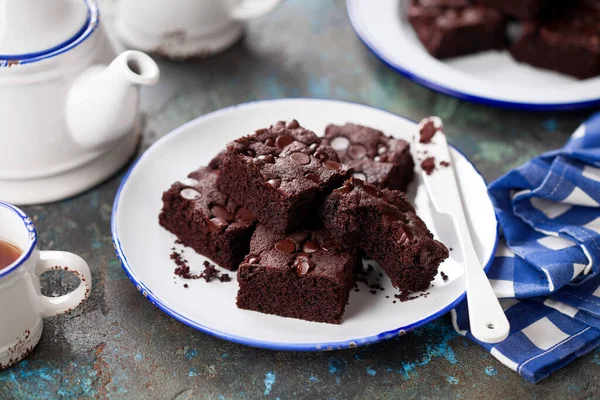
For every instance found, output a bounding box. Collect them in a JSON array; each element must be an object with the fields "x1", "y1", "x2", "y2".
[
  {"x1": 230, "y1": 0, "x2": 282, "y2": 20},
  {"x1": 35, "y1": 251, "x2": 92, "y2": 318}
]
